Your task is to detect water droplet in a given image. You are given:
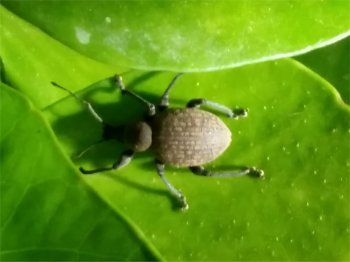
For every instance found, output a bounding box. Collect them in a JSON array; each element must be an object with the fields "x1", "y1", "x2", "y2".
[
  {"x1": 266, "y1": 156, "x2": 270, "y2": 161},
  {"x1": 271, "y1": 105, "x2": 275, "y2": 110},
  {"x1": 290, "y1": 238, "x2": 294, "y2": 243},
  {"x1": 346, "y1": 162, "x2": 350, "y2": 167},
  {"x1": 271, "y1": 250, "x2": 276, "y2": 256},
  {"x1": 275, "y1": 236, "x2": 279, "y2": 242},
  {"x1": 314, "y1": 147, "x2": 318, "y2": 153},
  {"x1": 196, "y1": 82, "x2": 200, "y2": 86},
  {"x1": 282, "y1": 146, "x2": 286, "y2": 151},
  {"x1": 340, "y1": 194, "x2": 344, "y2": 200},
  {"x1": 319, "y1": 215, "x2": 324, "y2": 221},
  {"x1": 323, "y1": 179, "x2": 327, "y2": 184},
  {"x1": 199, "y1": 221, "x2": 204, "y2": 227},
  {"x1": 306, "y1": 201, "x2": 310, "y2": 207},
  {"x1": 340, "y1": 176, "x2": 344, "y2": 182},
  {"x1": 306, "y1": 90, "x2": 311, "y2": 95},
  {"x1": 331, "y1": 128, "x2": 337, "y2": 133},
  {"x1": 105, "y1": 16, "x2": 112, "y2": 23},
  {"x1": 238, "y1": 130, "x2": 242, "y2": 135},
  {"x1": 232, "y1": 219, "x2": 236, "y2": 224},
  {"x1": 311, "y1": 230, "x2": 315, "y2": 235},
  {"x1": 313, "y1": 170, "x2": 318, "y2": 175},
  {"x1": 296, "y1": 142, "x2": 300, "y2": 148},
  {"x1": 186, "y1": 220, "x2": 190, "y2": 226},
  {"x1": 151, "y1": 234, "x2": 156, "y2": 239},
  {"x1": 216, "y1": 180, "x2": 221, "y2": 185},
  {"x1": 168, "y1": 229, "x2": 173, "y2": 235},
  {"x1": 303, "y1": 119, "x2": 308, "y2": 124},
  {"x1": 263, "y1": 105, "x2": 268, "y2": 110},
  {"x1": 246, "y1": 222, "x2": 250, "y2": 228},
  {"x1": 318, "y1": 245, "x2": 323, "y2": 251}
]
